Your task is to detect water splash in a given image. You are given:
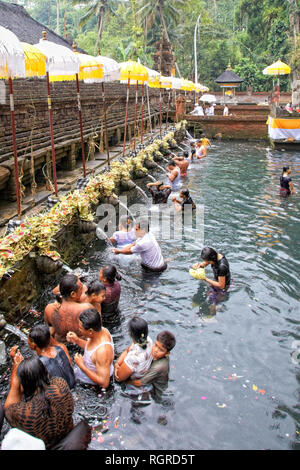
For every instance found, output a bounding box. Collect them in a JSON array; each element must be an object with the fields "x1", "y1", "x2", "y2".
[
  {"x1": 147, "y1": 174, "x2": 156, "y2": 182},
  {"x1": 96, "y1": 227, "x2": 114, "y2": 247},
  {"x1": 135, "y1": 185, "x2": 149, "y2": 201},
  {"x1": 4, "y1": 324, "x2": 28, "y2": 343}
]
